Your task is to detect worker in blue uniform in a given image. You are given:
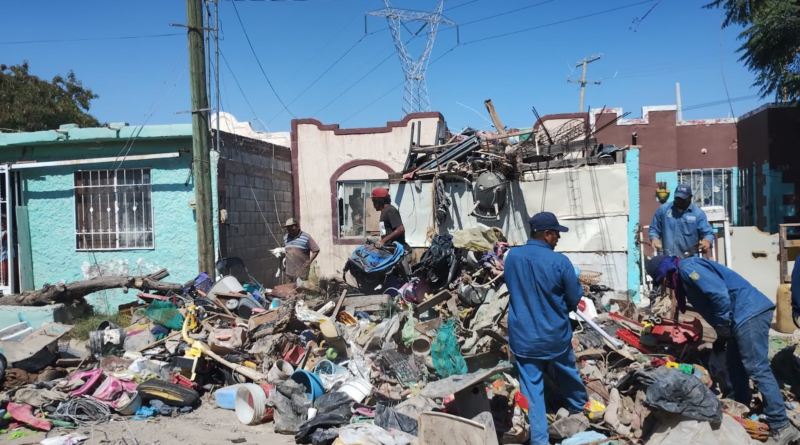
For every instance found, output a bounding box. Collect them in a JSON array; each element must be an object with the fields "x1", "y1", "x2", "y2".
[
  {"x1": 649, "y1": 183, "x2": 715, "y2": 258},
  {"x1": 647, "y1": 255, "x2": 800, "y2": 445},
  {"x1": 792, "y1": 260, "x2": 800, "y2": 329},
  {"x1": 505, "y1": 212, "x2": 587, "y2": 445}
]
